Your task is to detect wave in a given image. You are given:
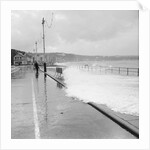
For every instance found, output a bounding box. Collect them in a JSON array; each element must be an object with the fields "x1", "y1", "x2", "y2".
[{"x1": 63, "y1": 67, "x2": 139, "y2": 116}]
